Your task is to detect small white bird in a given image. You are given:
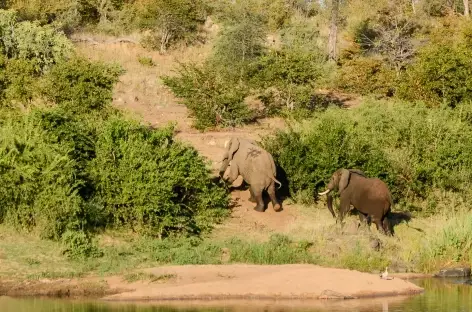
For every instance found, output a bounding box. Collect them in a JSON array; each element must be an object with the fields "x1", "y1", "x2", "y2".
[{"x1": 380, "y1": 267, "x2": 389, "y2": 279}]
